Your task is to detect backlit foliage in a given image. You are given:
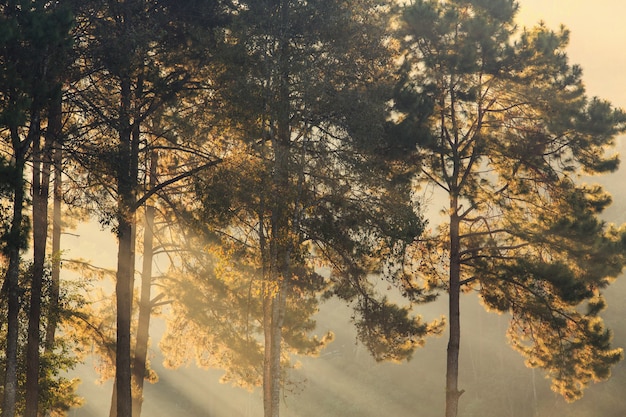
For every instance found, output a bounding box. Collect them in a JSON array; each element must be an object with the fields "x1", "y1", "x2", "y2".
[{"x1": 393, "y1": 0, "x2": 626, "y2": 403}]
